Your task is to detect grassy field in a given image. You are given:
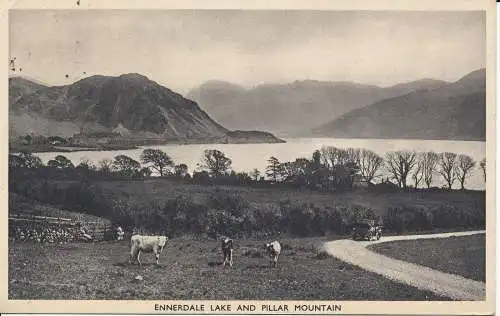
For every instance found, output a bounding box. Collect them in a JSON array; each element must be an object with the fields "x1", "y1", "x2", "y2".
[
  {"x1": 368, "y1": 234, "x2": 486, "y2": 282},
  {"x1": 90, "y1": 178, "x2": 484, "y2": 215},
  {"x1": 9, "y1": 237, "x2": 448, "y2": 300}
]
